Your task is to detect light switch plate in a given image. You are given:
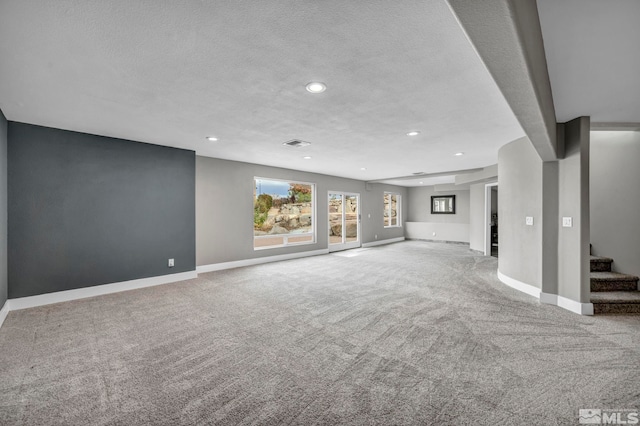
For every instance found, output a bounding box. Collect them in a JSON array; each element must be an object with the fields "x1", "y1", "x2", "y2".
[
  {"x1": 562, "y1": 217, "x2": 572, "y2": 227},
  {"x1": 525, "y1": 216, "x2": 534, "y2": 226}
]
